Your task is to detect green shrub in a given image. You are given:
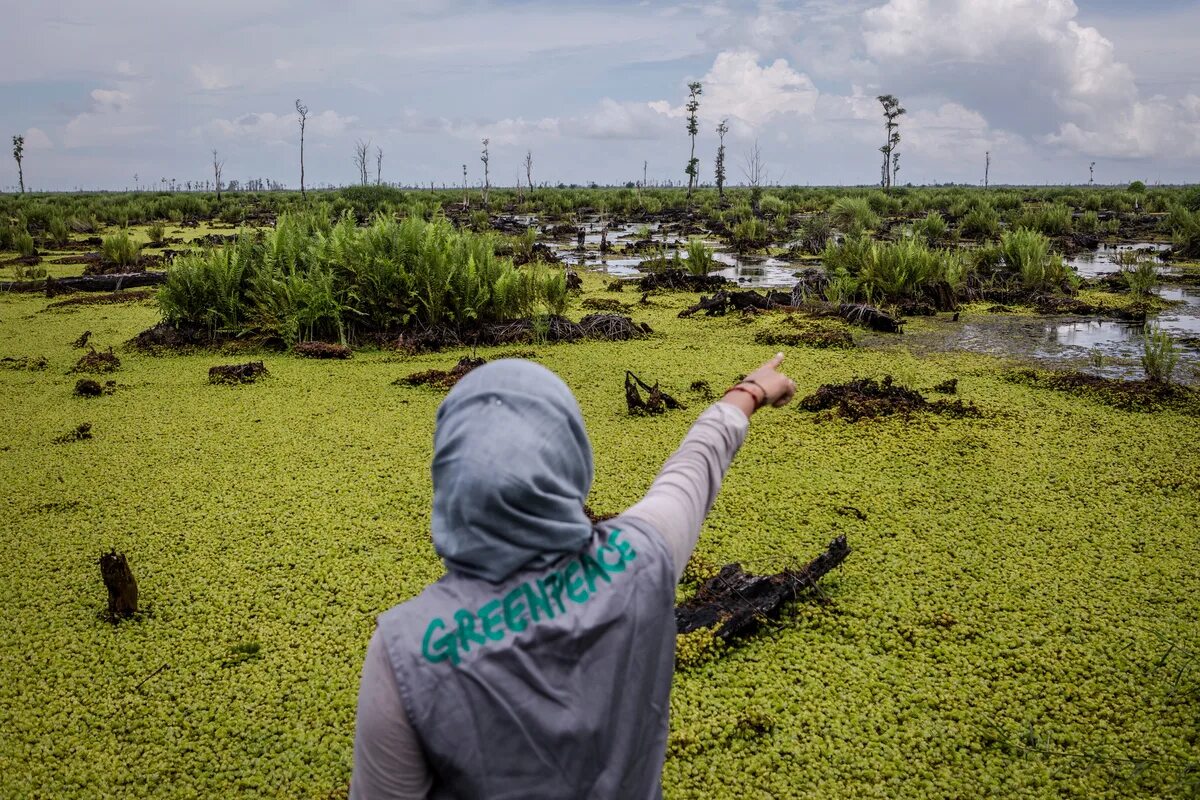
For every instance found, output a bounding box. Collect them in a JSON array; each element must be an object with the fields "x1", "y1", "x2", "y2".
[
  {"x1": 960, "y1": 204, "x2": 999, "y2": 239},
  {"x1": 1142, "y1": 326, "x2": 1179, "y2": 384},
  {"x1": 101, "y1": 231, "x2": 141, "y2": 267},
  {"x1": 1013, "y1": 203, "x2": 1073, "y2": 236},
  {"x1": 147, "y1": 221, "x2": 167, "y2": 245},
  {"x1": 821, "y1": 234, "x2": 964, "y2": 302},
  {"x1": 731, "y1": 218, "x2": 769, "y2": 252},
  {"x1": 1000, "y1": 228, "x2": 1070, "y2": 292},
  {"x1": 1078, "y1": 211, "x2": 1100, "y2": 235},
  {"x1": 1116, "y1": 252, "x2": 1157, "y2": 296},
  {"x1": 48, "y1": 215, "x2": 71, "y2": 247},
  {"x1": 684, "y1": 238, "x2": 714, "y2": 277},
  {"x1": 13, "y1": 230, "x2": 35, "y2": 258},
  {"x1": 912, "y1": 212, "x2": 948, "y2": 243},
  {"x1": 159, "y1": 211, "x2": 554, "y2": 344},
  {"x1": 829, "y1": 197, "x2": 879, "y2": 235}
]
